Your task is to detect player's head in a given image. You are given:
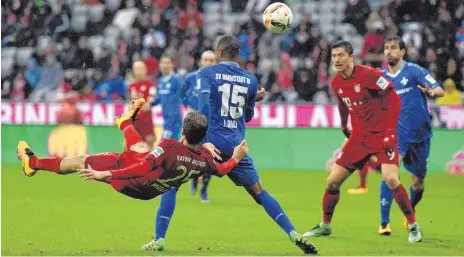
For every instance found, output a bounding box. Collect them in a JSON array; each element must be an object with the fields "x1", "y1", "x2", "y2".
[
  {"x1": 159, "y1": 55, "x2": 174, "y2": 76},
  {"x1": 384, "y1": 35, "x2": 406, "y2": 66},
  {"x1": 199, "y1": 50, "x2": 217, "y2": 68},
  {"x1": 330, "y1": 40, "x2": 354, "y2": 73},
  {"x1": 215, "y1": 35, "x2": 240, "y2": 62},
  {"x1": 132, "y1": 61, "x2": 147, "y2": 81},
  {"x1": 182, "y1": 111, "x2": 208, "y2": 145}
]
